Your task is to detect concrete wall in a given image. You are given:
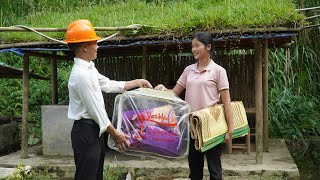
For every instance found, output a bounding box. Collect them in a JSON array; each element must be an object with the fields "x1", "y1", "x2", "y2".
[{"x1": 41, "y1": 105, "x2": 73, "y2": 156}]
